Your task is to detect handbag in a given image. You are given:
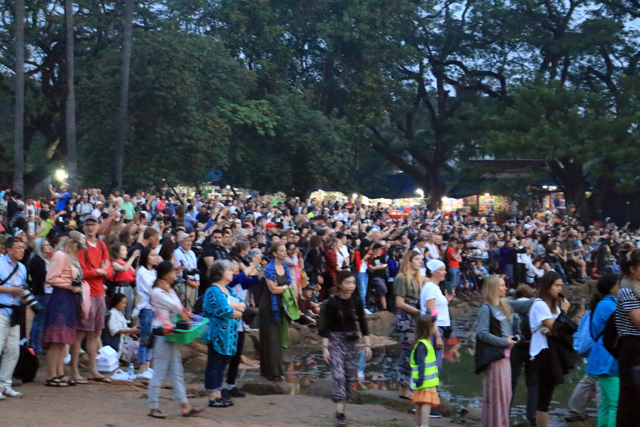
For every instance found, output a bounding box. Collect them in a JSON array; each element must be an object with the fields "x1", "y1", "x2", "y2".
[
  {"x1": 474, "y1": 303, "x2": 505, "y2": 374},
  {"x1": 242, "y1": 305, "x2": 258, "y2": 325}
]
